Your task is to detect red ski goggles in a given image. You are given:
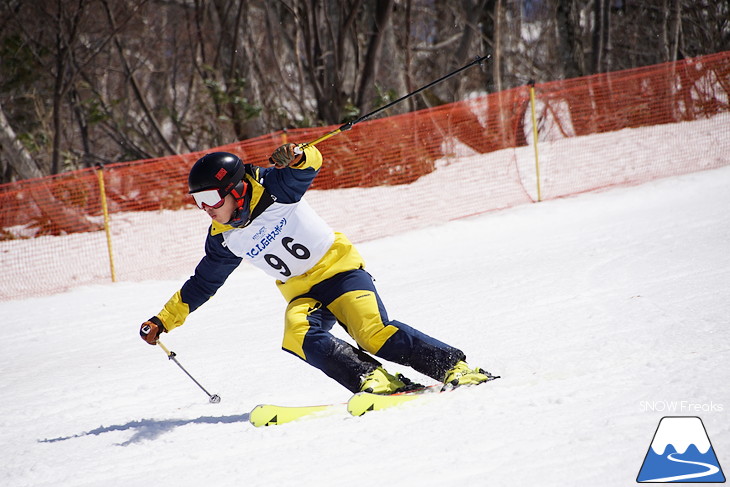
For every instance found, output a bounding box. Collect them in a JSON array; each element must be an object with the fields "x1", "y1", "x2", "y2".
[
  {"x1": 191, "y1": 189, "x2": 227, "y2": 209},
  {"x1": 191, "y1": 181, "x2": 248, "y2": 209}
]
